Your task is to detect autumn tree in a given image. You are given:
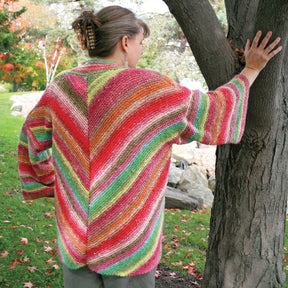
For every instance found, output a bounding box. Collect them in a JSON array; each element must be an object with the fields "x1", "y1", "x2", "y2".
[
  {"x1": 0, "y1": 0, "x2": 27, "y2": 91},
  {"x1": 0, "y1": 0, "x2": 26, "y2": 51},
  {"x1": 163, "y1": 0, "x2": 288, "y2": 287}
]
